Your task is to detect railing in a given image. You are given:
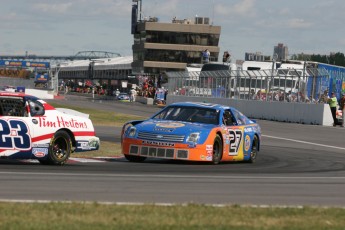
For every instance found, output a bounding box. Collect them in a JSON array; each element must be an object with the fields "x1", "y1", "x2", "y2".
[{"x1": 166, "y1": 68, "x2": 330, "y2": 103}]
